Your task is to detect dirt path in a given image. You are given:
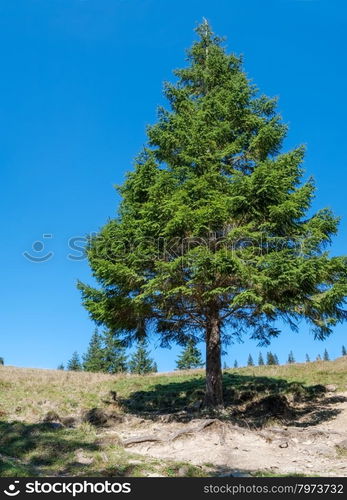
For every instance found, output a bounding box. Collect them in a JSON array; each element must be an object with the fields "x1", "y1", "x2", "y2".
[{"x1": 110, "y1": 392, "x2": 347, "y2": 476}]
